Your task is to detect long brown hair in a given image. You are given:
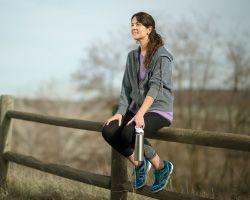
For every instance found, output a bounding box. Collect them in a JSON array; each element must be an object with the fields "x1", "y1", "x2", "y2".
[{"x1": 131, "y1": 12, "x2": 164, "y2": 69}]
